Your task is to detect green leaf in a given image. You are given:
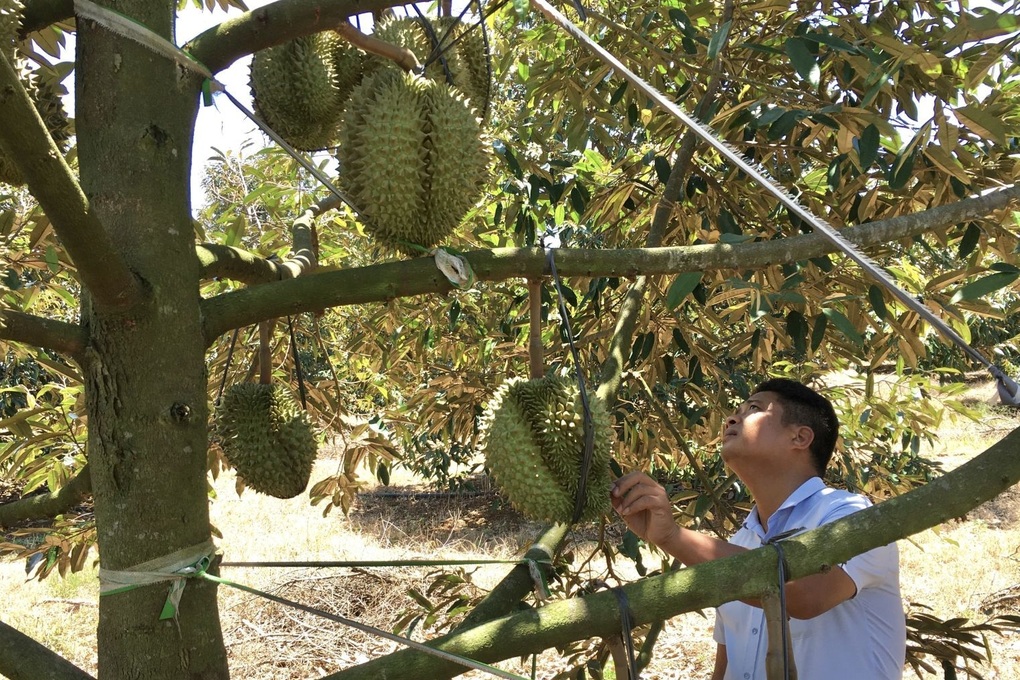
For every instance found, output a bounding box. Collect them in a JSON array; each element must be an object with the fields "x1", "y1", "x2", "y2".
[
  {"x1": 953, "y1": 105, "x2": 1008, "y2": 145},
  {"x1": 786, "y1": 311, "x2": 808, "y2": 355},
  {"x1": 951, "y1": 271, "x2": 1019, "y2": 302},
  {"x1": 868, "y1": 285, "x2": 888, "y2": 320},
  {"x1": 888, "y1": 149, "x2": 917, "y2": 190},
  {"x1": 512, "y1": 0, "x2": 529, "y2": 20},
  {"x1": 857, "y1": 124, "x2": 880, "y2": 169},
  {"x1": 654, "y1": 156, "x2": 672, "y2": 184},
  {"x1": 707, "y1": 20, "x2": 732, "y2": 60},
  {"x1": 822, "y1": 308, "x2": 864, "y2": 345},
  {"x1": 958, "y1": 223, "x2": 981, "y2": 259},
  {"x1": 666, "y1": 272, "x2": 703, "y2": 310},
  {"x1": 718, "y1": 209, "x2": 741, "y2": 235},
  {"x1": 785, "y1": 37, "x2": 820, "y2": 87},
  {"x1": 45, "y1": 246, "x2": 60, "y2": 274}
]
